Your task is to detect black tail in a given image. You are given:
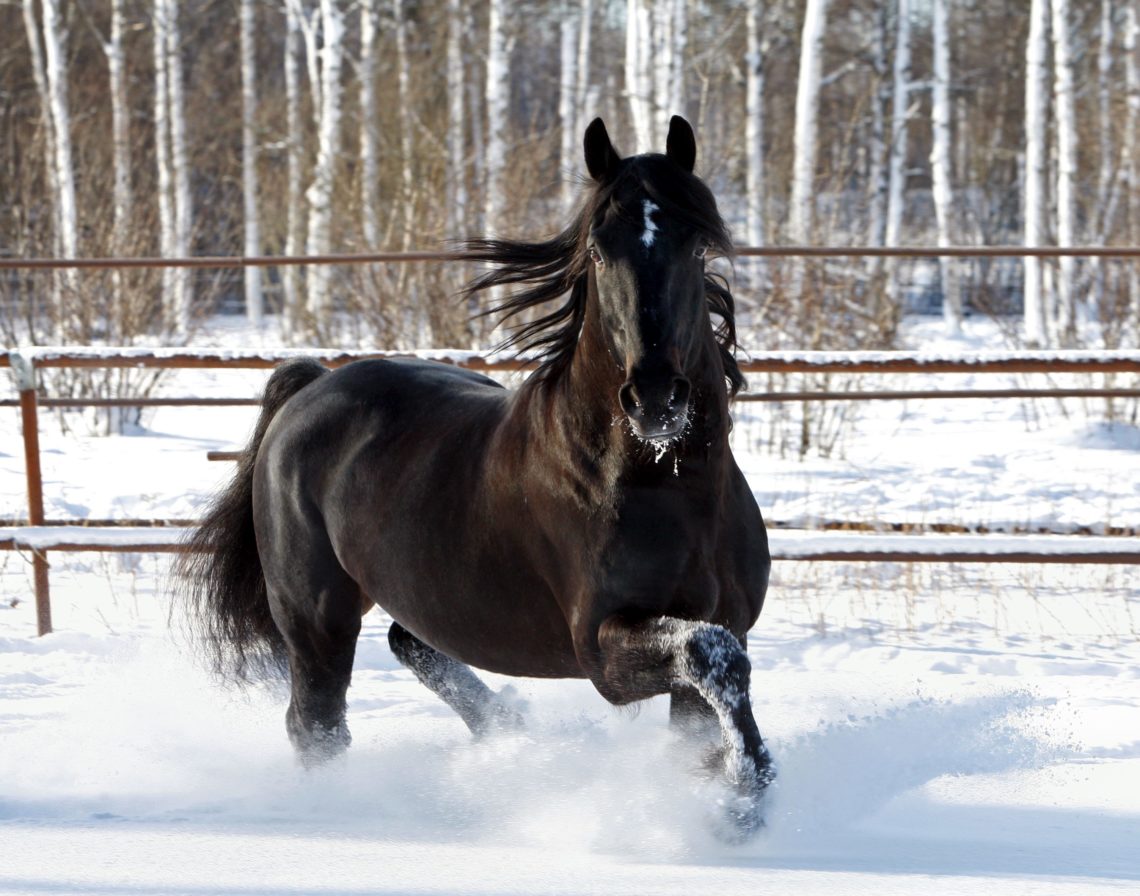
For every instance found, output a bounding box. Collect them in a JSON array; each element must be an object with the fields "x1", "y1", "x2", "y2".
[{"x1": 176, "y1": 358, "x2": 328, "y2": 682}]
